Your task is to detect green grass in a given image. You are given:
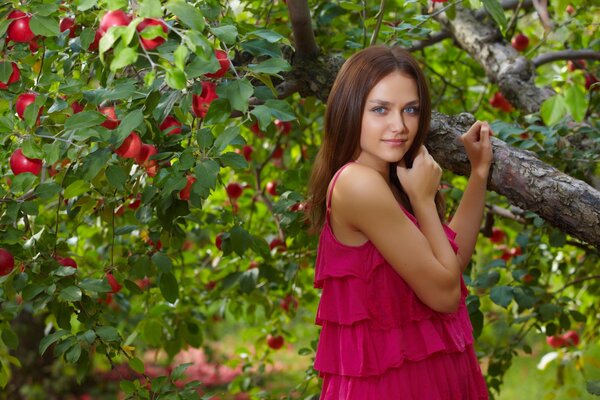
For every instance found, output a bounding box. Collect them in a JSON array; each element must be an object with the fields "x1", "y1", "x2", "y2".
[{"x1": 496, "y1": 343, "x2": 600, "y2": 400}]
